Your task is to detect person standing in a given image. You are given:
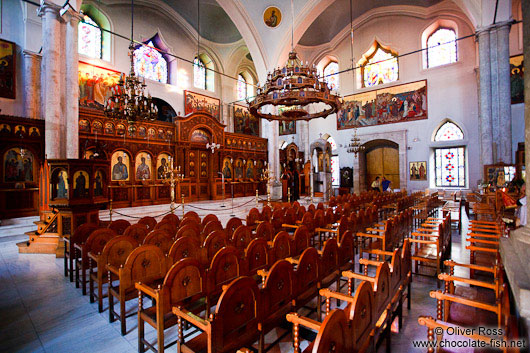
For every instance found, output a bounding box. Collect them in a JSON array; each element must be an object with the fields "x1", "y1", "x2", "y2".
[
  {"x1": 371, "y1": 176, "x2": 381, "y2": 192},
  {"x1": 381, "y1": 176, "x2": 391, "y2": 192}
]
